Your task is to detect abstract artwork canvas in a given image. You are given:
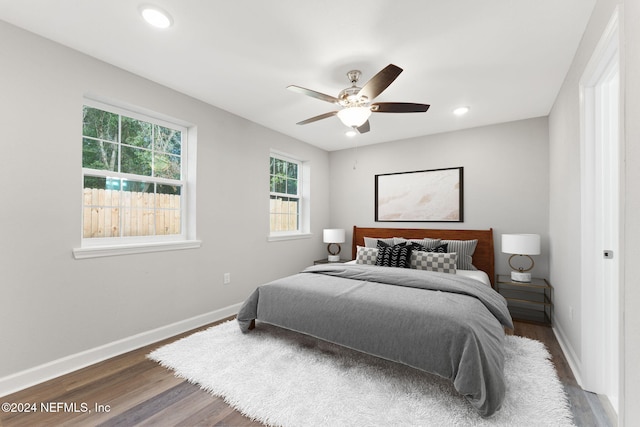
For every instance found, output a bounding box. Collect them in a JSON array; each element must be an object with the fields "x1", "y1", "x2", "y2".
[{"x1": 375, "y1": 167, "x2": 463, "y2": 222}]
